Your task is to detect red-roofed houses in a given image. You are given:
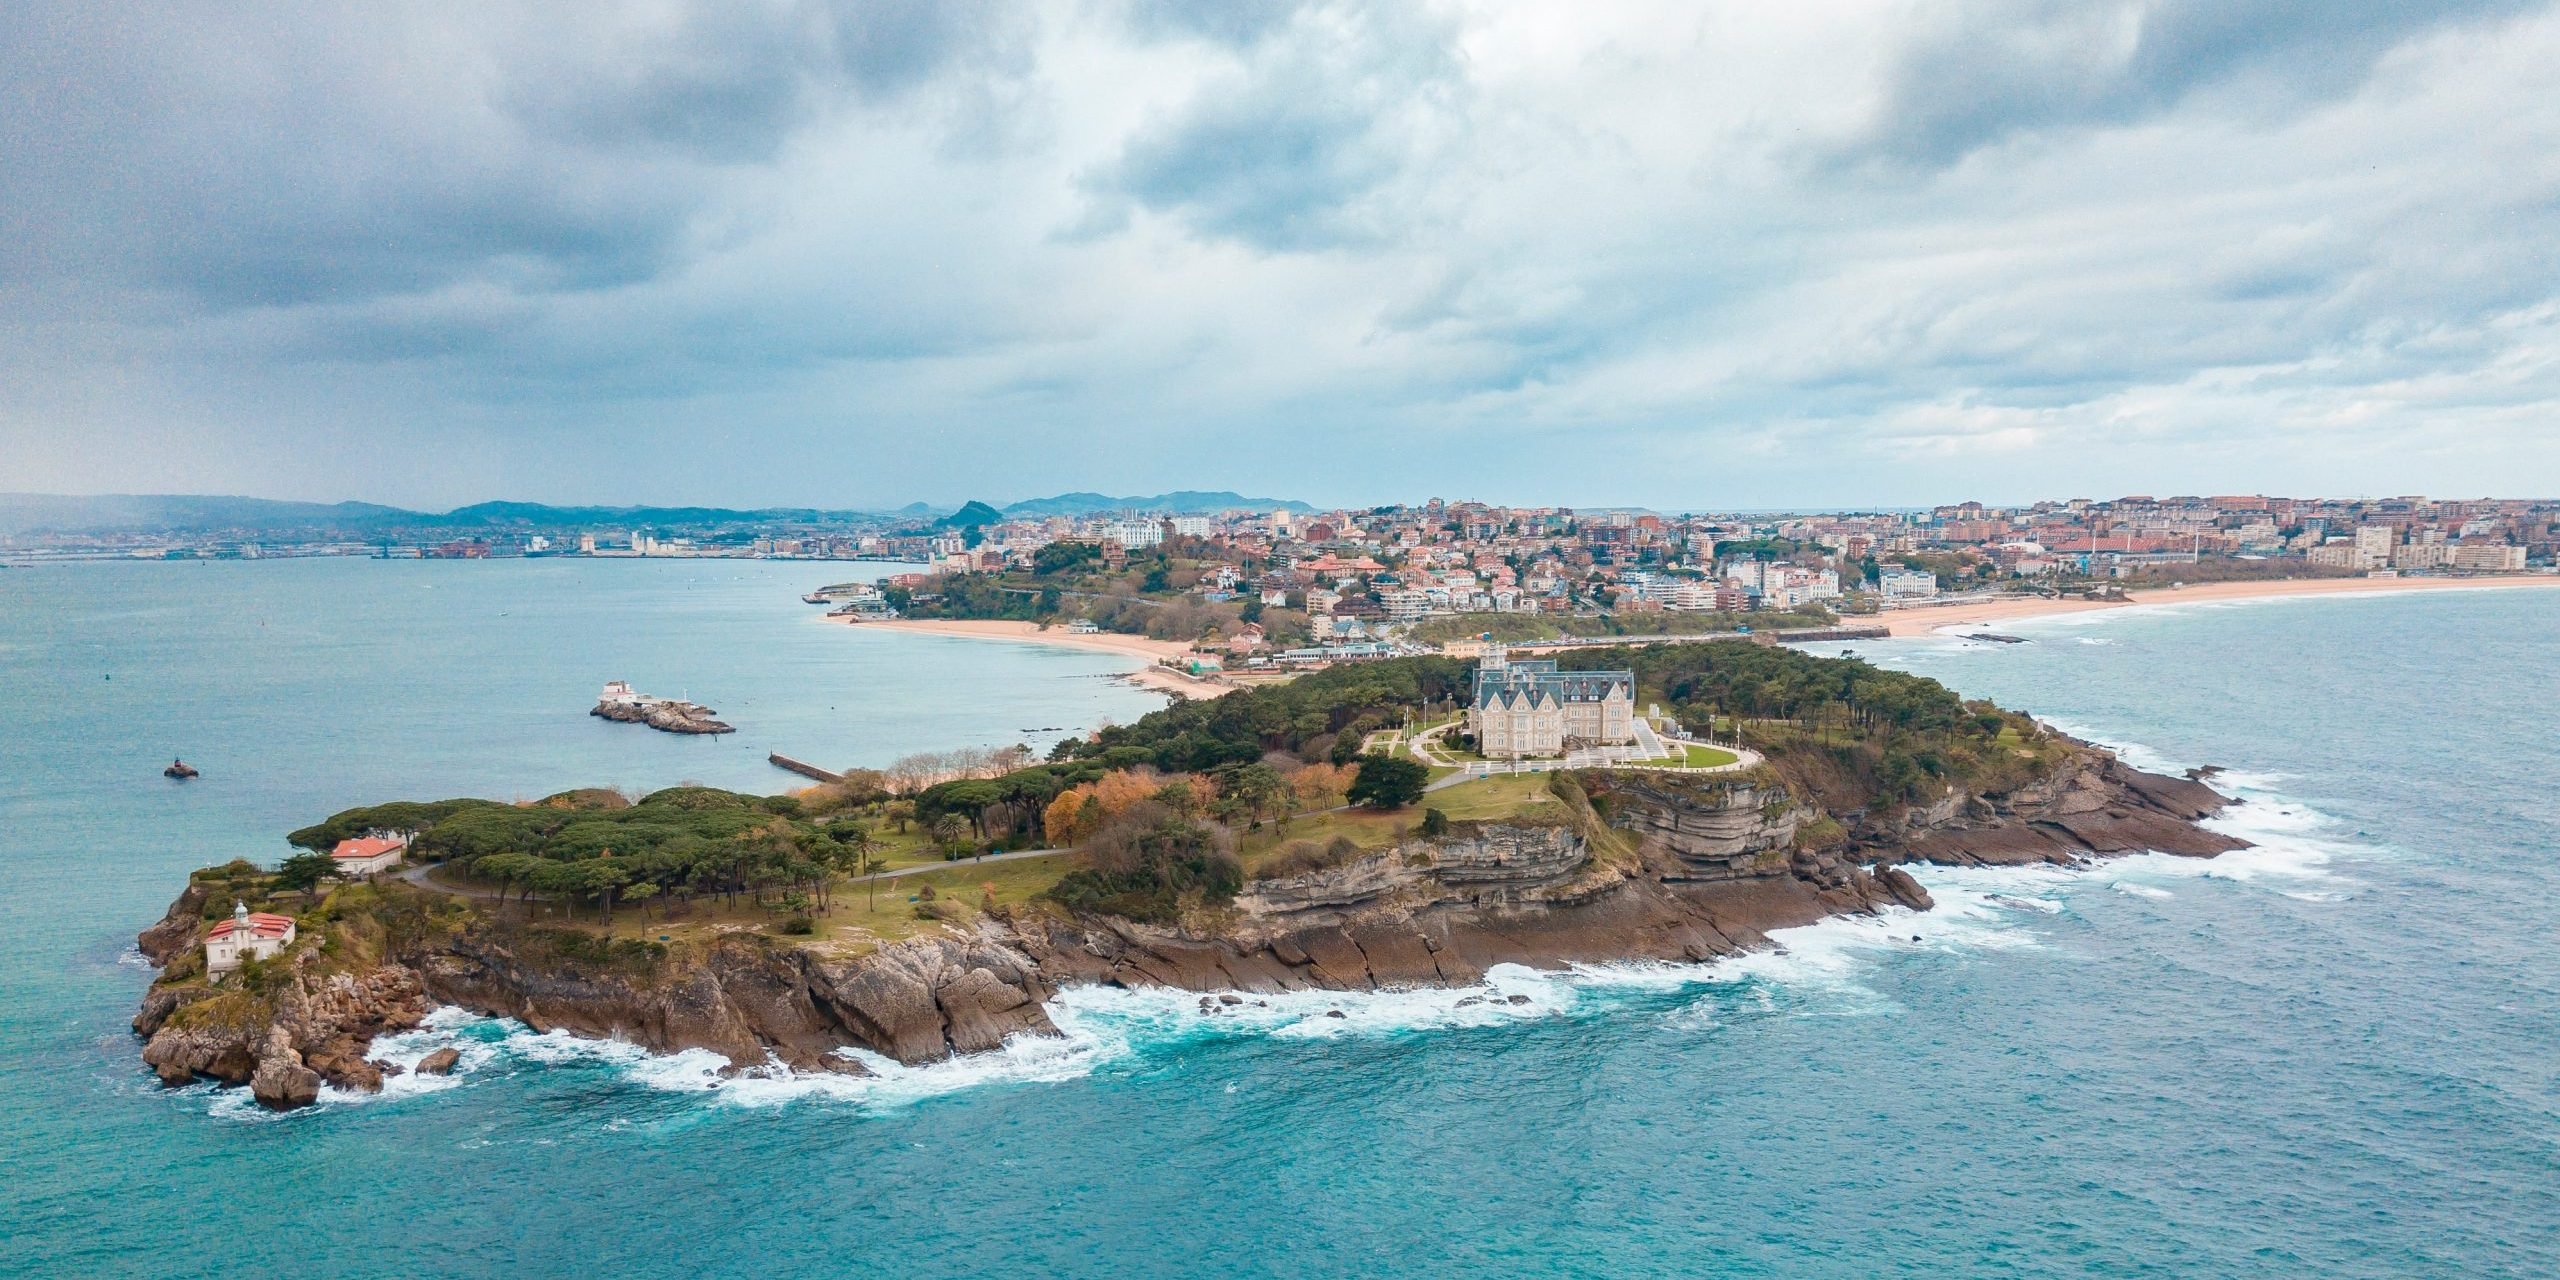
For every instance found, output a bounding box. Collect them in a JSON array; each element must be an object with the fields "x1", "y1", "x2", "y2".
[
  {"x1": 205, "y1": 901, "x2": 296, "y2": 976},
  {"x1": 331, "y1": 834, "x2": 410, "y2": 876}
]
